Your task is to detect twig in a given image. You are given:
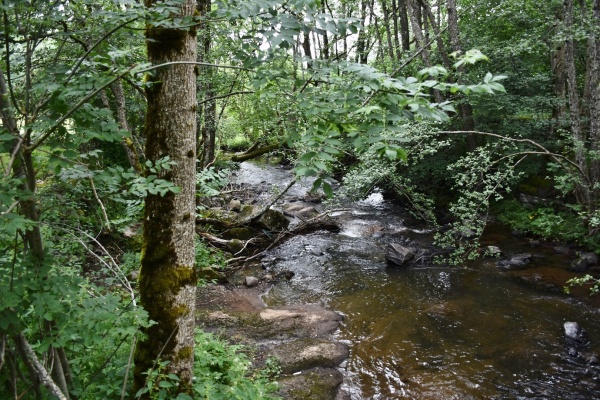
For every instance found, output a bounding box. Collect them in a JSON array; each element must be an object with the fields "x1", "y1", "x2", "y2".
[
  {"x1": 237, "y1": 179, "x2": 297, "y2": 225},
  {"x1": 197, "y1": 91, "x2": 254, "y2": 106},
  {"x1": 1, "y1": 200, "x2": 19, "y2": 215},
  {"x1": 120, "y1": 335, "x2": 137, "y2": 400},
  {"x1": 438, "y1": 130, "x2": 585, "y2": 177},
  {"x1": 55, "y1": 225, "x2": 136, "y2": 306},
  {"x1": 3, "y1": 135, "x2": 23, "y2": 178},
  {"x1": 89, "y1": 178, "x2": 111, "y2": 231}
]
